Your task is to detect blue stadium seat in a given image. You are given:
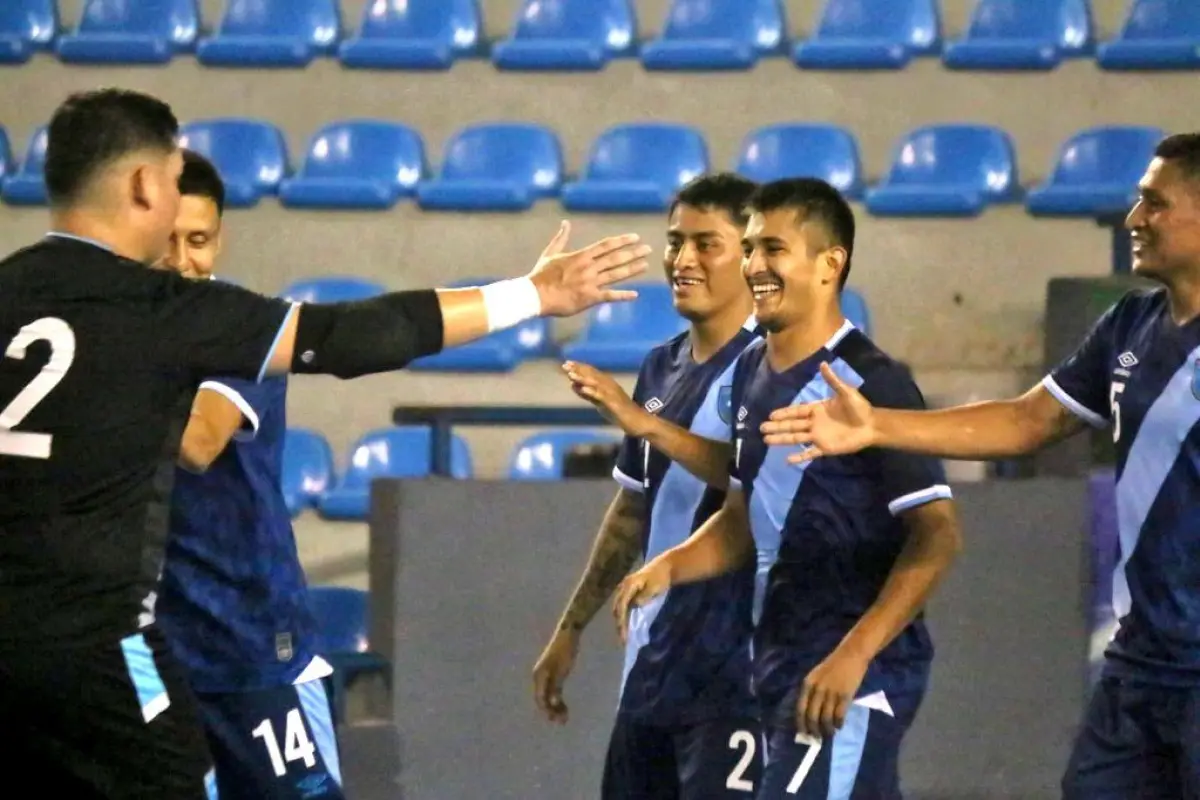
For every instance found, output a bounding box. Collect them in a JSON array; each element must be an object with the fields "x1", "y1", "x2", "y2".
[
  {"x1": 508, "y1": 431, "x2": 621, "y2": 480},
  {"x1": 1026, "y1": 126, "x2": 1165, "y2": 217},
  {"x1": 56, "y1": 0, "x2": 199, "y2": 64},
  {"x1": 0, "y1": 127, "x2": 12, "y2": 187},
  {"x1": 279, "y1": 121, "x2": 426, "y2": 211},
  {"x1": 1097, "y1": 0, "x2": 1200, "y2": 70},
  {"x1": 0, "y1": 0, "x2": 56, "y2": 64},
  {"x1": 943, "y1": 0, "x2": 1093, "y2": 71},
  {"x1": 561, "y1": 124, "x2": 709, "y2": 213},
  {"x1": 279, "y1": 276, "x2": 386, "y2": 303},
  {"x1": 306, "y1": 586, "x2": 390, "y2": 724},
  {"x1": 417, "y1": 123, "x2": 563, "y2": 212},
  {"x1": 410, "y1": 277, "x2": 553, "y2": 372},
  {"x1": 197, "y1": 0, "x2": 340, "y2": 67},
  {"x1": 641, "y1": 0, "x2": 786, "y2": 71},
  {"x1": 1, "y1": 127, "x2": 48, "y2": 206},
  {"x1": 841, "y1": 287, "x2": 872, "y2": 336},
  {"x1": 561, "y1": 282, "x2": 688, "y2": 371},
  {"x1": 281, "y1": 428, "x2": 334, "y2": 517},
  {"x1": 178, "y1": 119, "x2": 289, "y2": 208},
  {"x1": 317, "y1": 427, "x2": 473, "y2": 520},
  {"x1": 865, "y1": 125, "x2": 1020, "y2": 217},
  {"x1": 339, "y1": 0, "x2": 481, "y2": 70},
  {"x1": 492, "y1": 0, "x2": 636, "y2": 71},
  {"x1": 736, "y1": 124, "x2": 864, "y2": 199},
  {"x1": 793, "y1": 0, "x2": 941, "y2": 69}
]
